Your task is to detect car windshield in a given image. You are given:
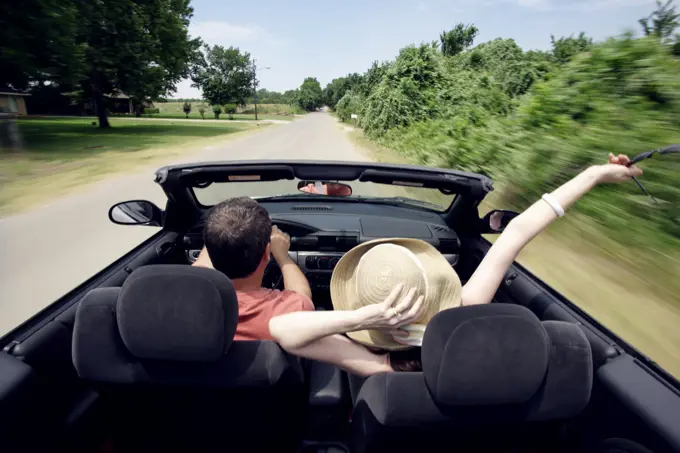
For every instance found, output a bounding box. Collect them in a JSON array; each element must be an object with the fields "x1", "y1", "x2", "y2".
[{"x1": 192, "y1": 178, "x2": 455, "y2": 211}]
